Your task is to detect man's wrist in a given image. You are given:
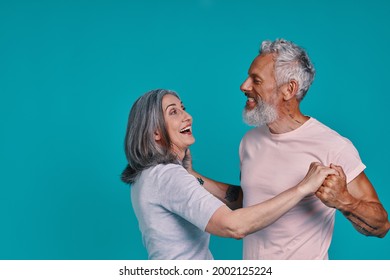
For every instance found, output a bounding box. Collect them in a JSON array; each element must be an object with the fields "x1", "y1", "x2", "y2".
[{"x1": 339, "y1": 197, "x2": 360, "y2": 213}]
